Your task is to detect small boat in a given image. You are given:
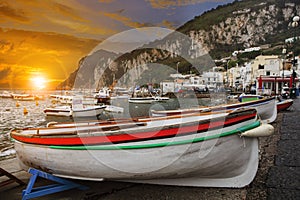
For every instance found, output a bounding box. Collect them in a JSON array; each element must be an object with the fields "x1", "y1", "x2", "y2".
[
  {"x1": 238, "y1": 93, "x2": 263, "y2": 102},
  {"x1": 151, "y1": 96, "x2": 277, "y2": 124},
  {"x1": 0, "y1": 91, "x2": 13, "y2": 98},
  {"x1": 128, "y1": 96, "x2": 169, "y2": 104},
  {"x1": 11, "y1": 108, "x2": 274, "y2": 188},
  {"x1": 104, "y1": 105, "x2": 124, "y2": 113},
  {"x1": 239, "y1": 94, "x2": 293, "y2": 112},
  {"x1": 44, "y1": 105, "x2": 106, "y2": 117},
  {"x1": 94, "y1": 88, "x2": 111, "y2": 104},
  {"x1": 43, "y1": 105, "x2": 72, "y2": 117},
  {"x1": 12, "y1": 94, "x2": 35, "y2": 101},
  {"x1": 276, "y1": 97, "x2": 293, "y2": 112},
  {"x1": 73, "y1": 105, "x2": 106, "y2": 117}
]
